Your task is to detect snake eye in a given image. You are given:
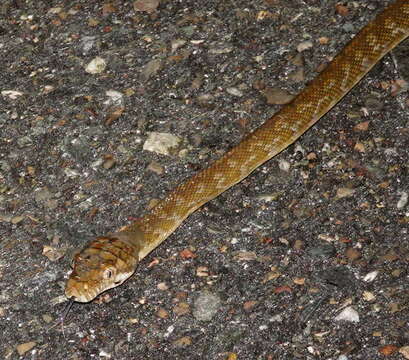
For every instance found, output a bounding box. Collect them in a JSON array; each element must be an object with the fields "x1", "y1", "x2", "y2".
[{"x1": 103, "y1": 268, "x2": 114, "y2": 280}]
